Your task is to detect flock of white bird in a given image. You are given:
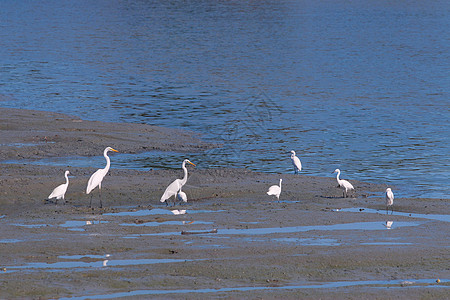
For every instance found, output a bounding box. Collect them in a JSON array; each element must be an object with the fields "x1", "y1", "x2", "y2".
[
  {"x1": 48, "y1": 147, "x2": 395, "y2": 213},
  {"x1": 266, "y1": 150, "x2": 395, "y2": 214}
]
